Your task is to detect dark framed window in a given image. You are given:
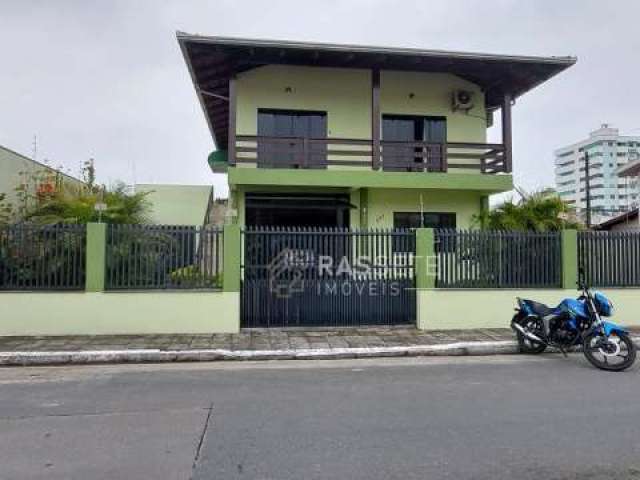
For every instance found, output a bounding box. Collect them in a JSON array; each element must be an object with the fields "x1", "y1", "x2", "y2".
[
  {"x1": 393, "y1": 212, "x2": 456, "y2": 229},
  {"x1": 393, "y1": 212, "x2": 456, "y2": 253},
  {"x1": 381, "y1": 115, "x2": 447, "y2": 172},
  {"x1": 257, "y1": 109, "x2": 327, "y2": 168}
]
